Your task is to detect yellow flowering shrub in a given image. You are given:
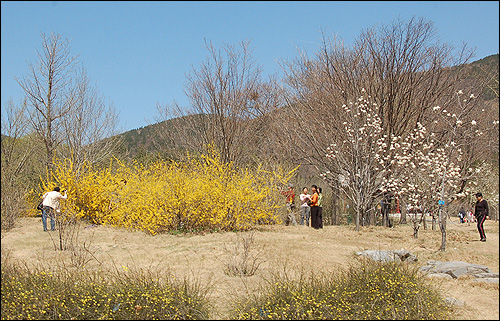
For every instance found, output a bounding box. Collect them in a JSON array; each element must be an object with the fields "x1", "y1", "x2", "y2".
[
  {"x1": 1, "y1": 260, "x2": 210, "y2": 319},
  {"x1": 28, "y1": 149, "x2": 298, "y2": 234},
  {"x1": 230, "y1": 259, "x2": 453, "y2": 320}
]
